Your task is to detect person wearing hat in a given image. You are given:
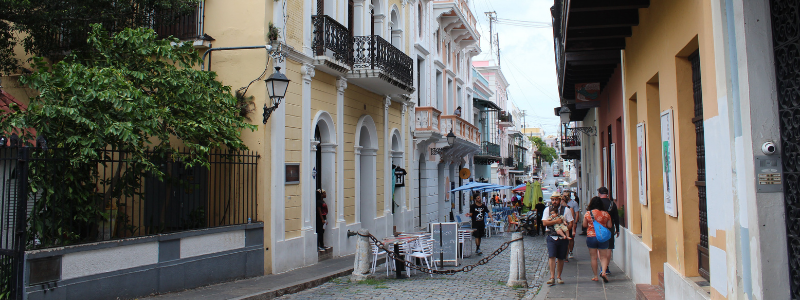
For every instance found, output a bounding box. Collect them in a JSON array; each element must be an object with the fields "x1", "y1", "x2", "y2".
[
  {"x1": 542, "y1": 192, "x2": 573, "y2": 285},
  {"x1": 597, "y1": 187, "x2": 619, "y2": 275}
]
